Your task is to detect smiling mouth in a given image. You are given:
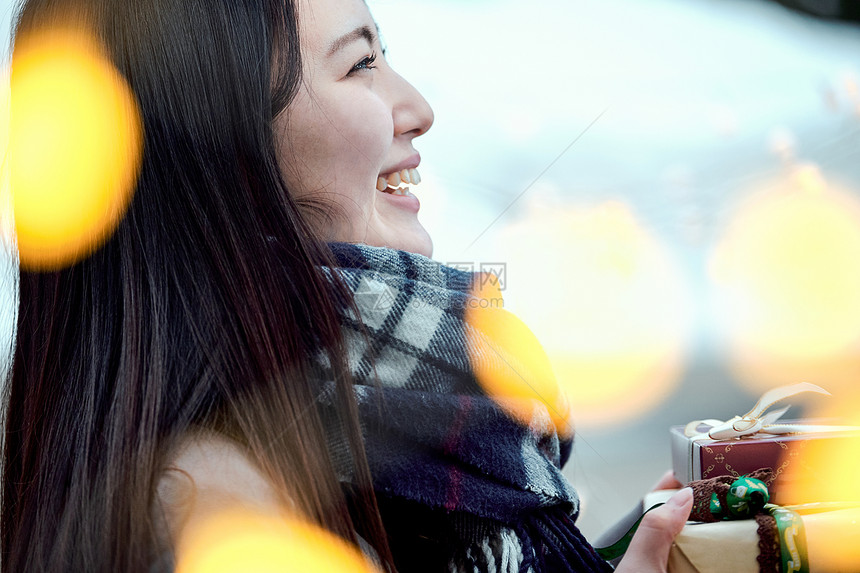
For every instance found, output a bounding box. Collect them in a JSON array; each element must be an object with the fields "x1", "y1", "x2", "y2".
[{"x1": 376, "y1": 168, "x2": 422, "y2": 196}]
